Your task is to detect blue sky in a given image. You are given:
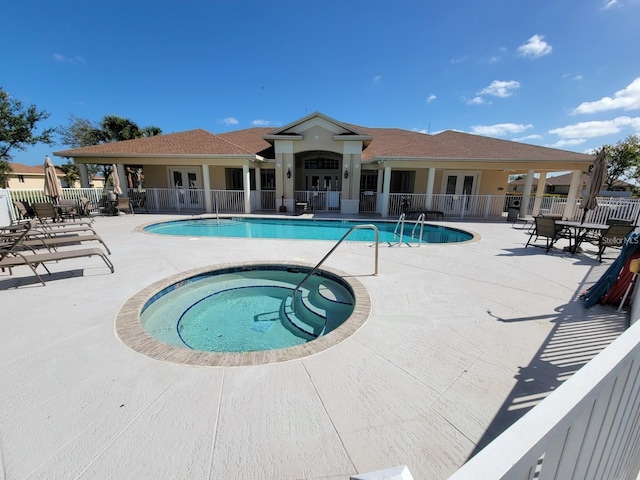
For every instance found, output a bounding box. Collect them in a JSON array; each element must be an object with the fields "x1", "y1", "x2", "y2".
[{"x1": 3, "y1": 0, "x2": 640, "y2": 166}]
